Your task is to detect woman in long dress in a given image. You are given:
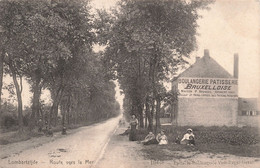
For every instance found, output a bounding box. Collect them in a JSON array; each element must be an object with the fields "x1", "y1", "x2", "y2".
[{"x1": 129, "y1": 115, "x2": 138, "y2": 141}]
